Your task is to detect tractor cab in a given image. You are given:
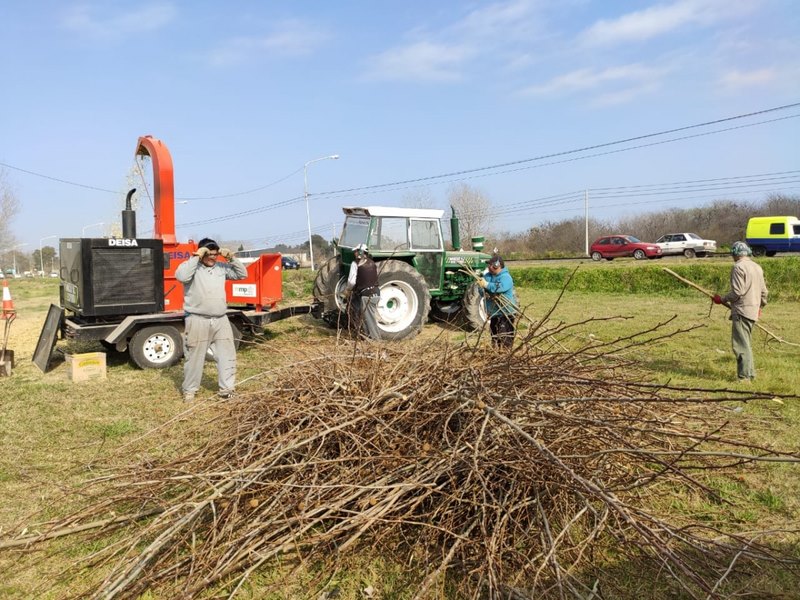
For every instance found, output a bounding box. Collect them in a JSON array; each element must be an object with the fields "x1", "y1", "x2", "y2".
[{"x1": 338, "y1": 206, "x2": 446, "y2": 291}]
